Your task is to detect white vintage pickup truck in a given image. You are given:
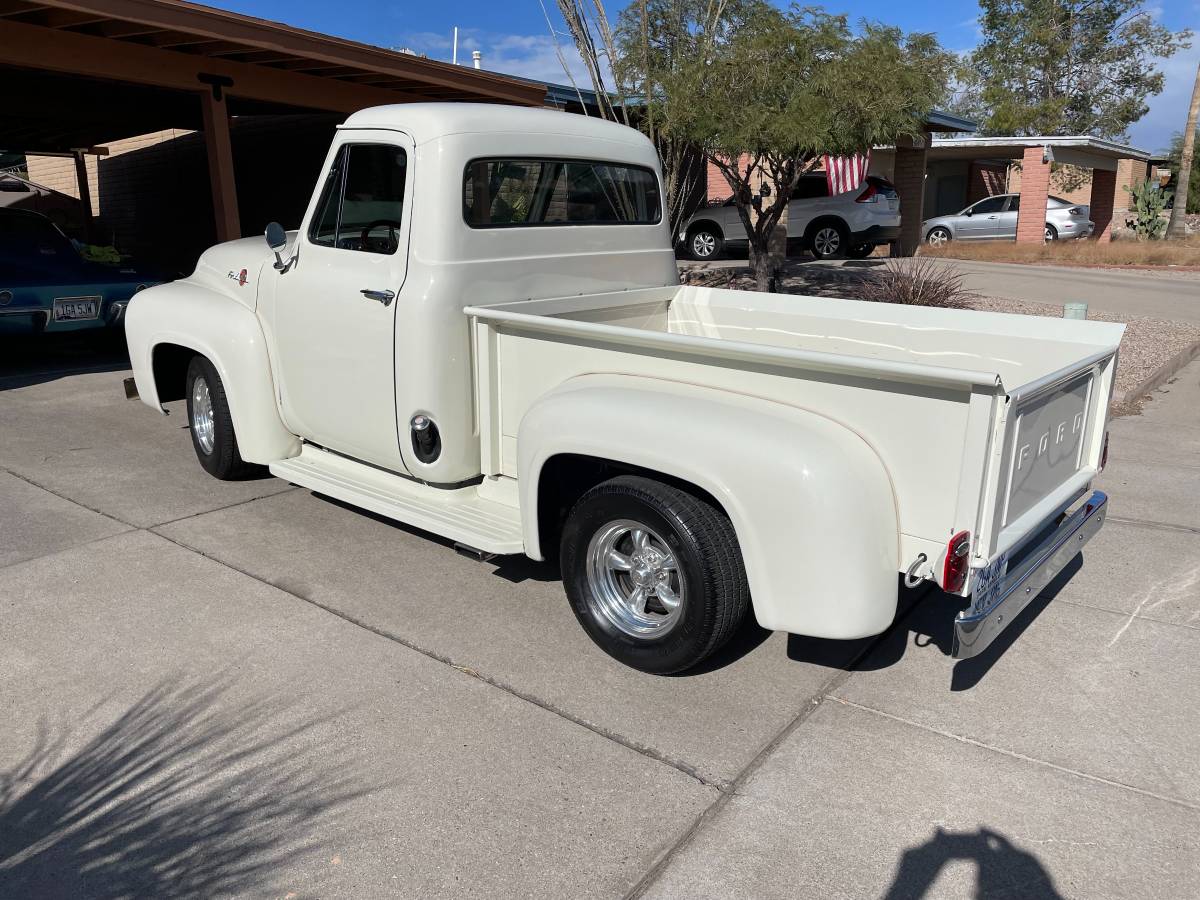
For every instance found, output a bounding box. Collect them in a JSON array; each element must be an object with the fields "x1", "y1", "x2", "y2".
[{"x1": 125, "y1": 104, "x2": 1121, "y2": 674}]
